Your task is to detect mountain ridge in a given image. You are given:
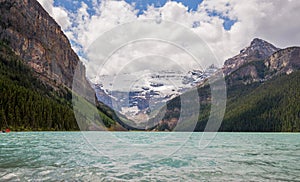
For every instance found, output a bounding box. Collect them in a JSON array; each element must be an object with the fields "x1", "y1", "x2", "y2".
[
  {"x1": 223, "y1": 38, "x2": 280, "y2": 76},
  {"x1": 1, "y1": 0, "x2": 299, "y2": 132},
  {"x1": 227, "y1": 46, "x2": 300, "y2": 86},
  {"x1": 152, "y1": 38, "x2": 300, "y2": 132}
]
